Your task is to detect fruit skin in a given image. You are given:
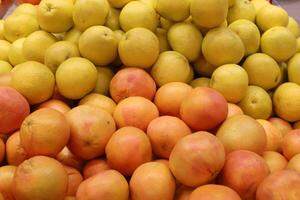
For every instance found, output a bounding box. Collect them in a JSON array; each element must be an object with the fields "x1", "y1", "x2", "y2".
[
  {"x1": 72, "y1": 0, "x2": 110, "y2": 31},
  {"x1": 130, "y1": 162, "x2": 176, "y2": 200},
  {"x1": 83, "y1": 159, "x2": 110, "y2": 179},
  {"x1": 190, "y1": 77, "x2": 210, "y2": 88},
  {"x1": 218, "y1": 150, "x2": 270, "y2": 200},
  {"x1": 256, "y1": 170, "x2": 300, "y2": 200},
  {"x1": 93, "y1": 66, "x2": 114, "y2": 95},
  {"x1": 151, "y1": 51, "x2": 193, "y2": 86},
  {"x1": 37, "y1": 99, "x2": 71, "y2": 115},
  {"x1": 189, "y1": 184, "x2": 242, "y2": 200},
  {"x1": 66, "y1": 105, "x2": 116, "y2": 160},
  {"x1": 119, "y1": 1, "x2": 158, "y2": 32},
  {"x1": 56, "y1": 147, "x2": 85, "y2": 171},
  {"x1": 23, "y1": 30, "x2": 58, "y2": 63},
  {"x1": 37, "y1": 0, "x2": 74, "y2": 33},
  {"x1": 118, "y1": 27, "x2": 159, "y2": 69},
  {"x1": 202, "y1": 27, "x2": 245, "y2": 66},
  {"x1": 79, "y1": 26, "x2": 118, "y2": 66},
  {"x1": 8, "y1": 38, "x2": 27, "y2": 66},
  {"x1": 256, "y1": 4, "x2": 289, "y2": 32},
  {"x1": 76, "y1": 170, "x2": 129, "y2": 200},
  {"x1": 238, "y1": 85, "x2": 272, "y2": 120},
  {"x1": 55, "y1": 57, "x2": 98, "y2": 100},
  {"x1": 273, "y1": 82, "x2": 300, "y2": 122},
  {"x1": 210, "y1": 64, "x2": 249, "y2": 103},
  {"x1": 79, "y1": 93, "x2": 116, "y2": 114},
  {"x1": 0, "y1": 165, "x2": 16, "y2": 200},
  {"x1": 20, "y1": 108, "x2": 70, "y2": 157},
  {"x1": 190, "y1": 0, "x2": 228, "y2": 28},
  {"x1": 0, "y1": 86, "x2": 30, "y2": 134},
  {"x1": 282, "y1": 129, "x2": 300, "y2": 160},
  {"x1": 167, "y1": 22, "x2": 203, "y2": 62},
  {"x1": 180, "y1": 87, "x2": 228, "y2": 131},
  {"x1": 288, "y1": 53, "x2": 300, "y2": 85},
  {"x1": 6, "y1": 131, "x2": 27, "y2": 166},
  {"x1": 109, "y1": 67, "x2": 156, "y2": 103},
  {"x1": 105, "y1": 127, "x2": 152, "y2": 176},
  {"x1": 147, "y1": 116, "x2": 191, "y2": 158},
  {"x1": 154, "y1": 82, "x2": 192, "y2": 117},
  {"x1": 269, "y1": 117, "x2": 292, "y2": 138},
  {"x1": 108, "y1": 0, "x2": 134, "y2": 8},
  {"x1": 169, "y1": 132, "x2": 225, "y2": 187},
  {"x1": 262, "y1": 151, "x2": 288, "y2": 173},
  {"x1": 227, "y1": 103, "x2": 243, "y2": 118},
  {"x1": 227, "y1": 0, "x2": 255, "y2": 24},
  {"x1": 12, "y1": 156, "x2": 68, "y2": 200},
  {"x1": 287, "y1": 17, "x2": 300, "y2": 38},
  {"x1": 287, "y1": 154, "x2": 300, "y2": 173},
  {"x1": 113, "y1": 96, "x2": 159, "y2": 131},
  {"x1": 64, "y1": 165, "x2": 83, "y2": 196},
  {"x1": 0, "y1": 40, "x2": 11, "y2": 62},
  {"x1": 174, "y1": 185, "x2": 193, "y2": 200},
  {"x1": 16, "y1": 0, "x2": 41, "y2": 5},
  {"x1": 156, "y1": 0, "x2": 190, "y2": 22},
  {"x1": 3, "y1": 14, "x2": 39, "y2": 42},
  {"x1": 216, "y1": 115, "x2": 267, "y2": 155},
  {"x1": 12, "y1": 61, "x2": 55, "y2": 105},
  {"x1": 261, "y1": 26, "x2": 297, "y2": 62}
]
